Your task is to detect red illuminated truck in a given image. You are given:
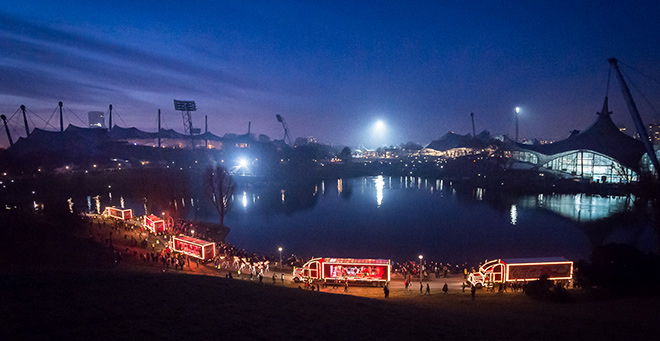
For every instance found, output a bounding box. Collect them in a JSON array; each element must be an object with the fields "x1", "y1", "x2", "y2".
[
  {"x1": 468, "y1": 257, "x2": 573, "y2": 287},
  {"x1": 103, "y1": 206, "x2": 133, "y2": 220},
  {"x1": 292, "y1": 257, "x2": 391, "y2": 285},
  {"x1": 144, "y1": 215, "x2": 165, "y2": 233},
  {"x1": 171, "y1": 235, "x2": 216, "y2": 261}
]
